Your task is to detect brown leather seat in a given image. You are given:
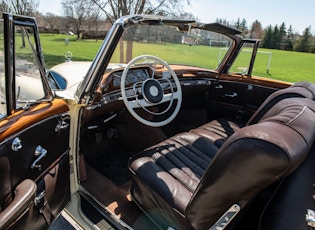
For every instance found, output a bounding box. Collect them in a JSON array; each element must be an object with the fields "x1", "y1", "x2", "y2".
[
  {"x1": 246, "y1": 81, "x2": 315, "y2": 125},
  {"x1": 190, "y1": 81, "x2": 315, "y2": 146},
  {"x1": 129, "y1": 97, "x2": 315, "y2": 229},
  {"x1": 189, "y1": 118, "x2": 244, "y2": 148}
]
